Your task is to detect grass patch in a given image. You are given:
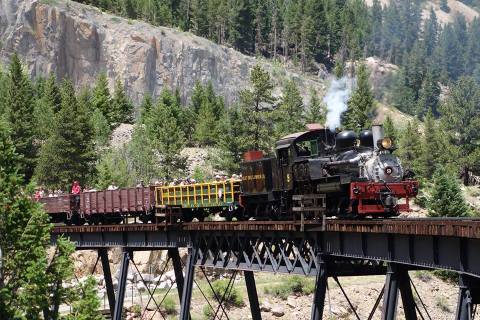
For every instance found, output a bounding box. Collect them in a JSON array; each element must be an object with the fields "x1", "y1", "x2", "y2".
[
  {"x1": 40, "y1": 0, "x2": 60, "y2": 5},
  {"x1": 433, "y1": 270, "x2": 458, "y2": 283},
  {"x1": 163, "y1": 296, "x2": 177, "y2": 315},
  {"x1": 436, "y1": 296, "x2": 451, "y2": 312},
  {"x1": 264, "y1": 275, "x2": 315, "y2": 300},
  {"x1": 414, "y1": 270, "x2": 433, "y2": 282},
  {"x1": 203, "y1": 304, "x2": 214, "y2": 319},
  {"x1": 209, "y1": 279, "x2": 245, "y2": 307}
]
